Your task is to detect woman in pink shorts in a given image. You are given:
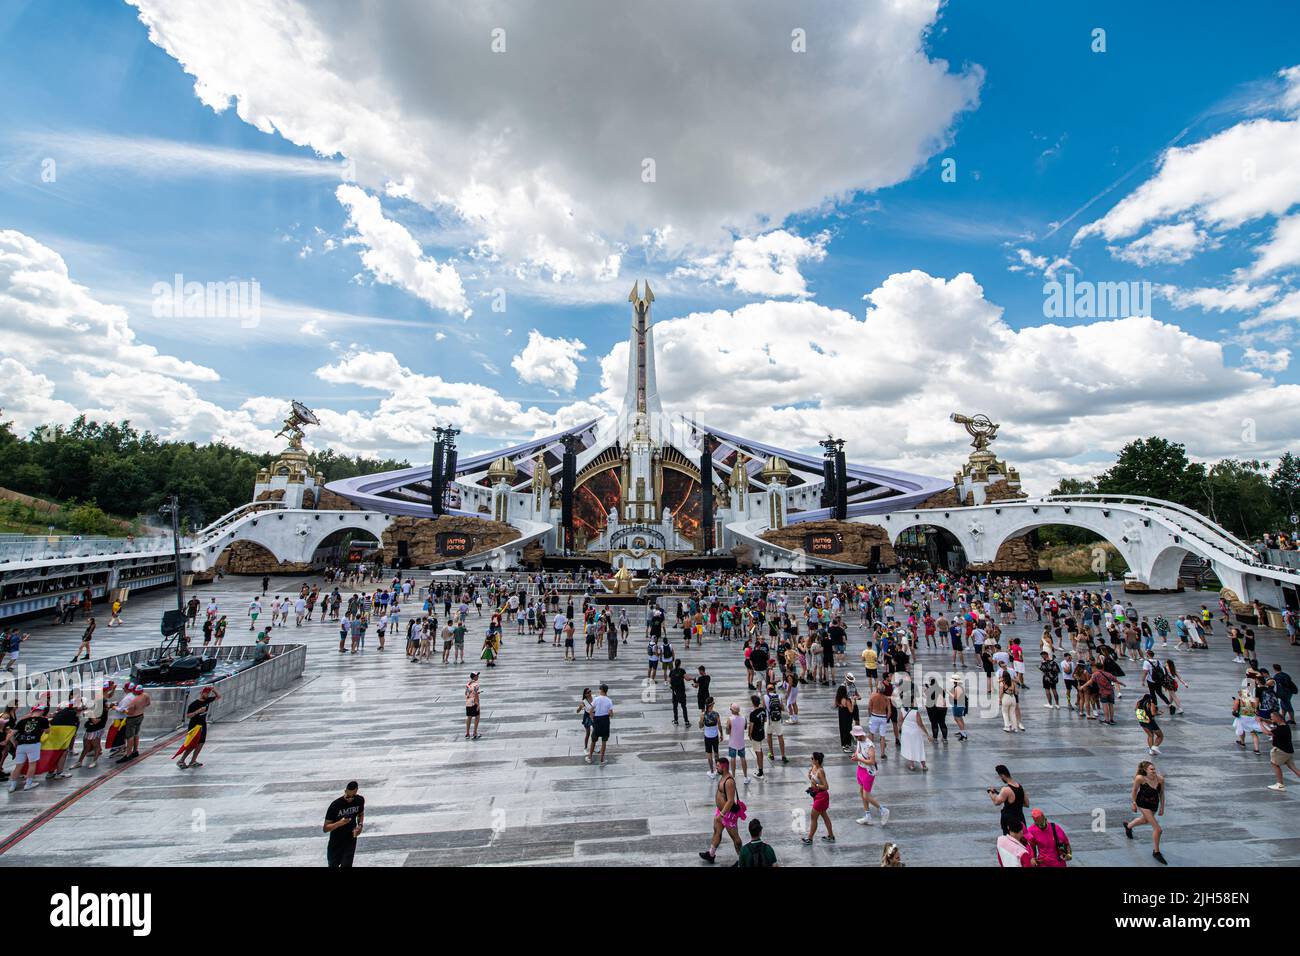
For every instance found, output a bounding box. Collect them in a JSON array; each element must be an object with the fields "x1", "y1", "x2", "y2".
[
  {"x1": 852, "y1": 725, "x2": 890, "y2": 826},
  {"x1": 802, "y1": 751, "x2": 835, "y2": 844}
]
